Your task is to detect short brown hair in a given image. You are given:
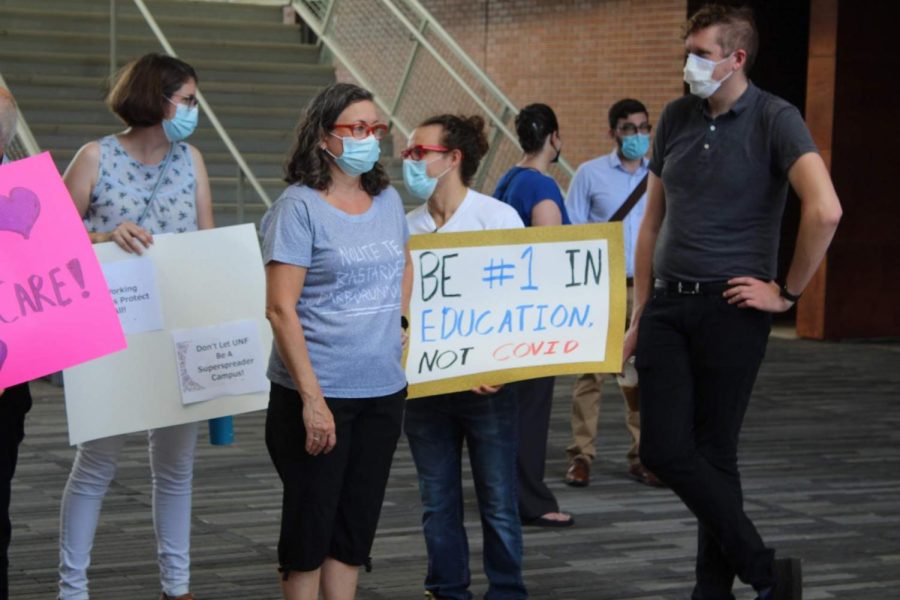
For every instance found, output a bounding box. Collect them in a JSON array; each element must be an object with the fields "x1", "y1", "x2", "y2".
[
  {"x1": 684, "y1": 4, "x2": 758, "y2": 73},
  {"x1": 419, "y1": 114, "x2": 489, "y2": 187},
  {"x1": 107, "y1": 53, "x2": 197, "y2": 127}
]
